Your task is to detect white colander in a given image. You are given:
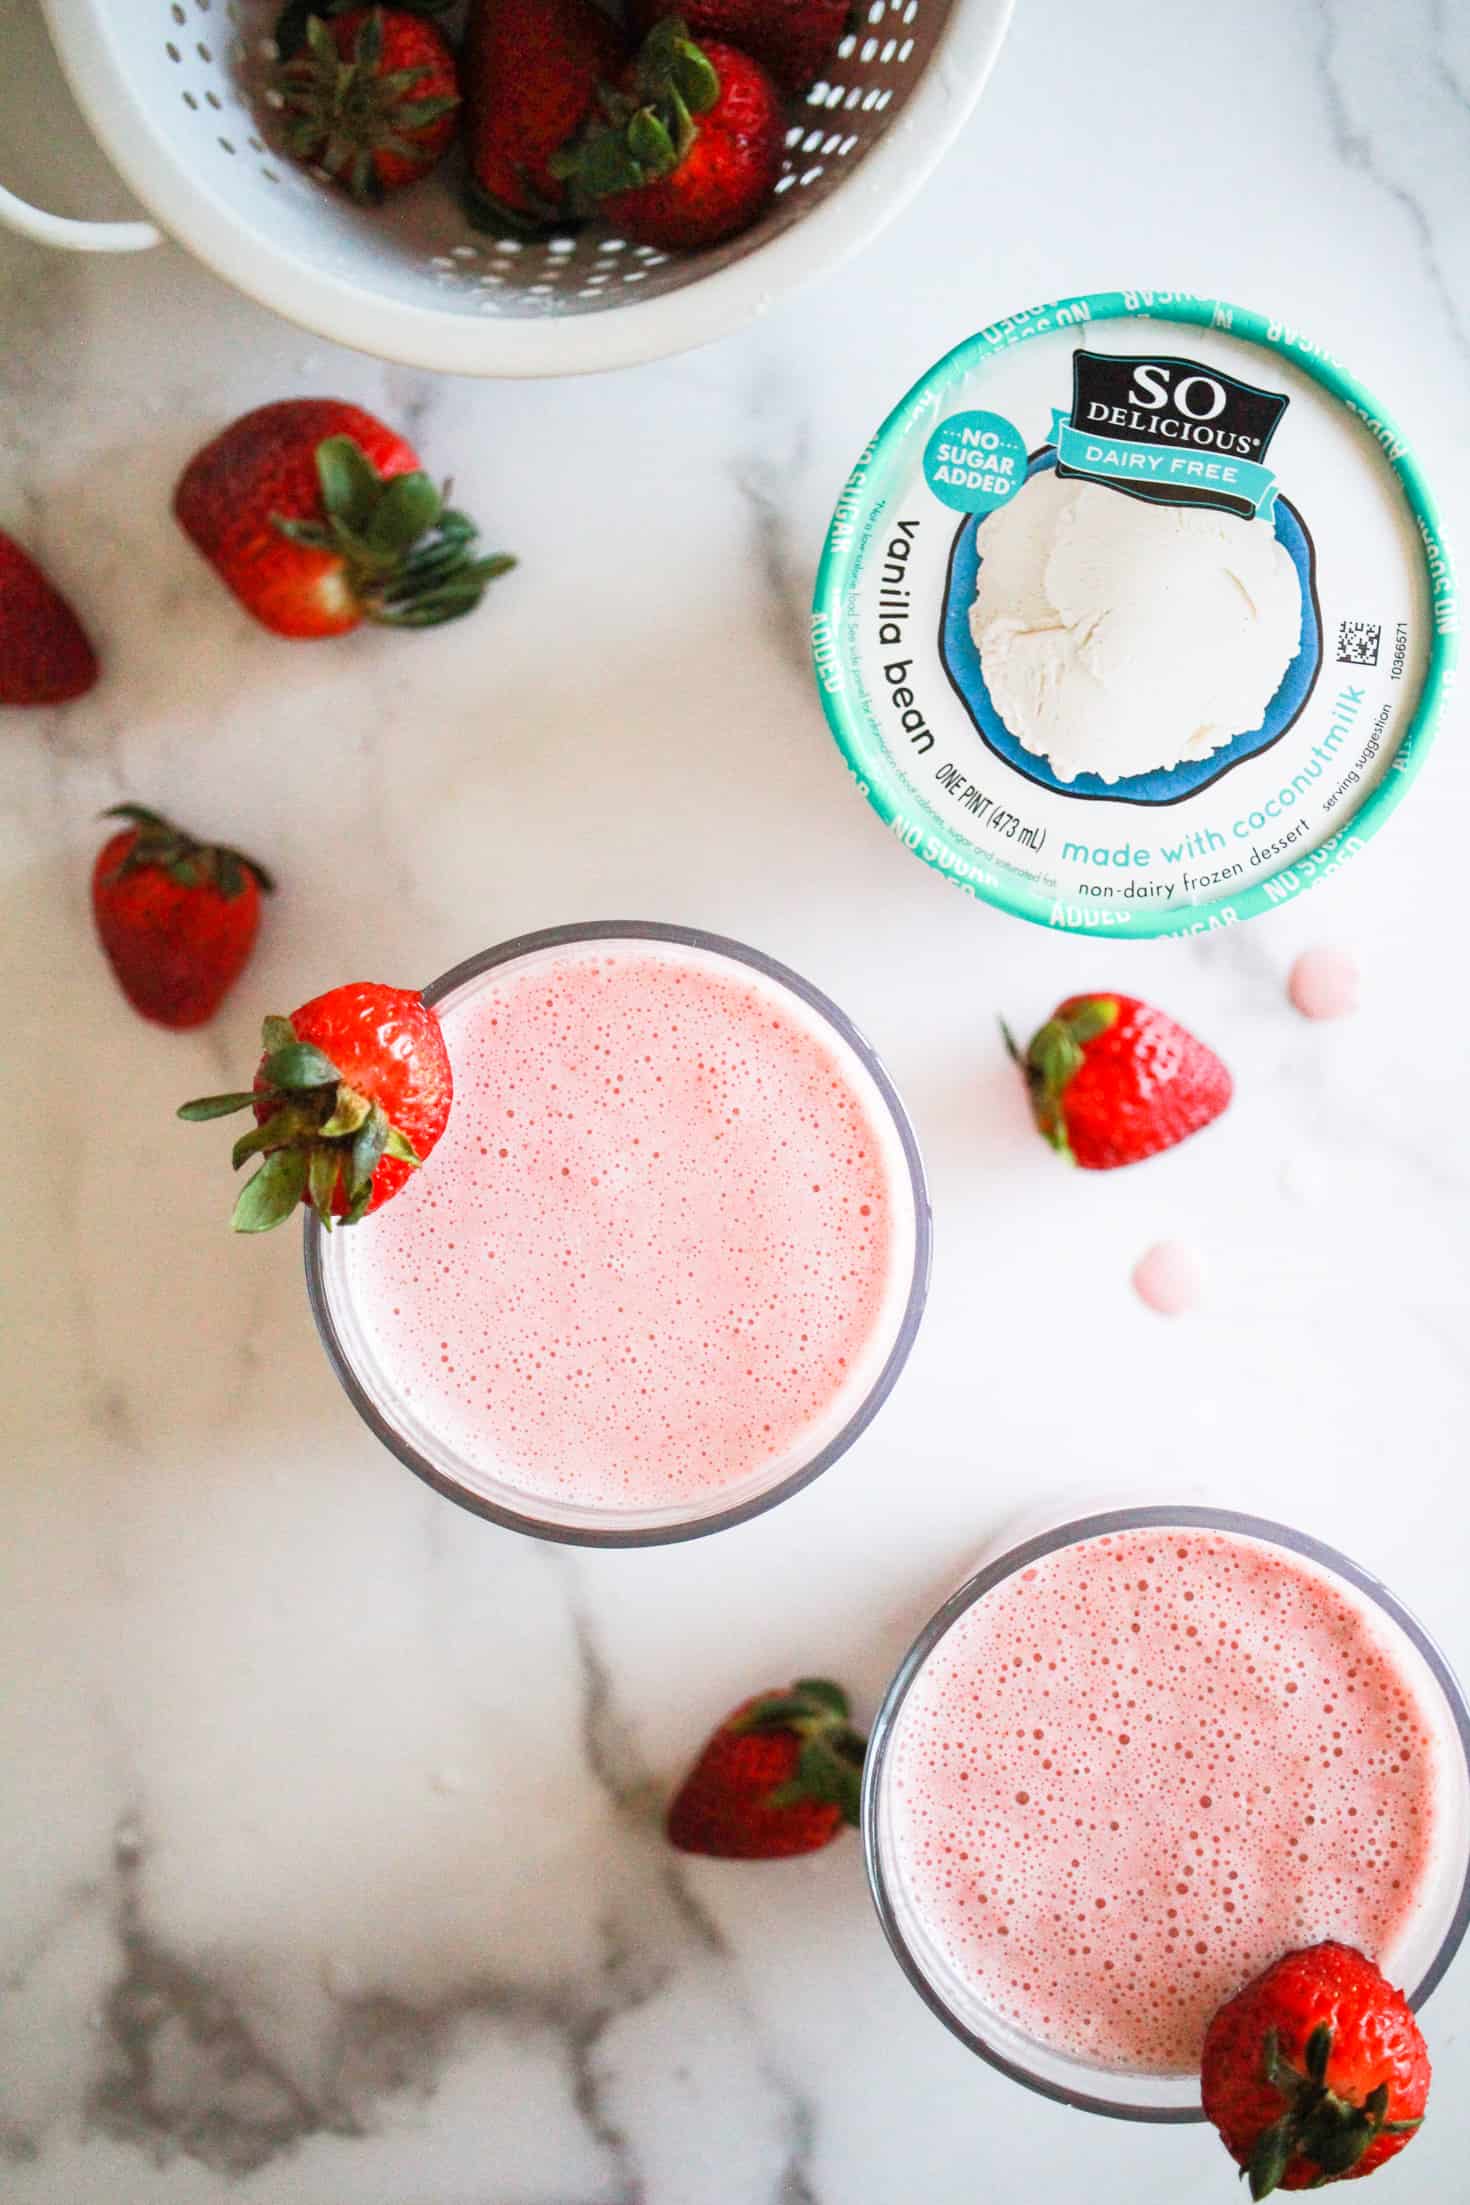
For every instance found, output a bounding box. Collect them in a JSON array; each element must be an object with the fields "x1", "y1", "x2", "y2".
[{"x1": 2, "y1": 0, "x2": 1013, "y2": 375}]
